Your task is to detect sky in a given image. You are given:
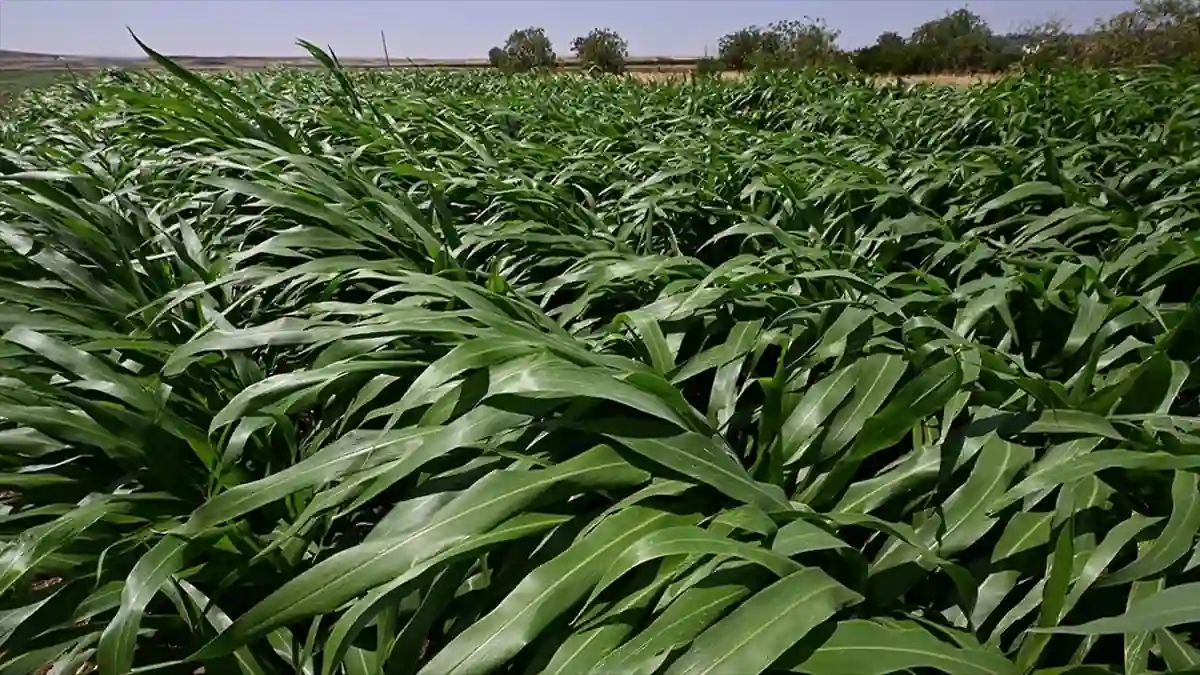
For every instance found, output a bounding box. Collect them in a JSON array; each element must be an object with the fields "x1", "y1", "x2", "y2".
[{"x1": 0, "y1": 0, "x2": 1136, "y2": 60}]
